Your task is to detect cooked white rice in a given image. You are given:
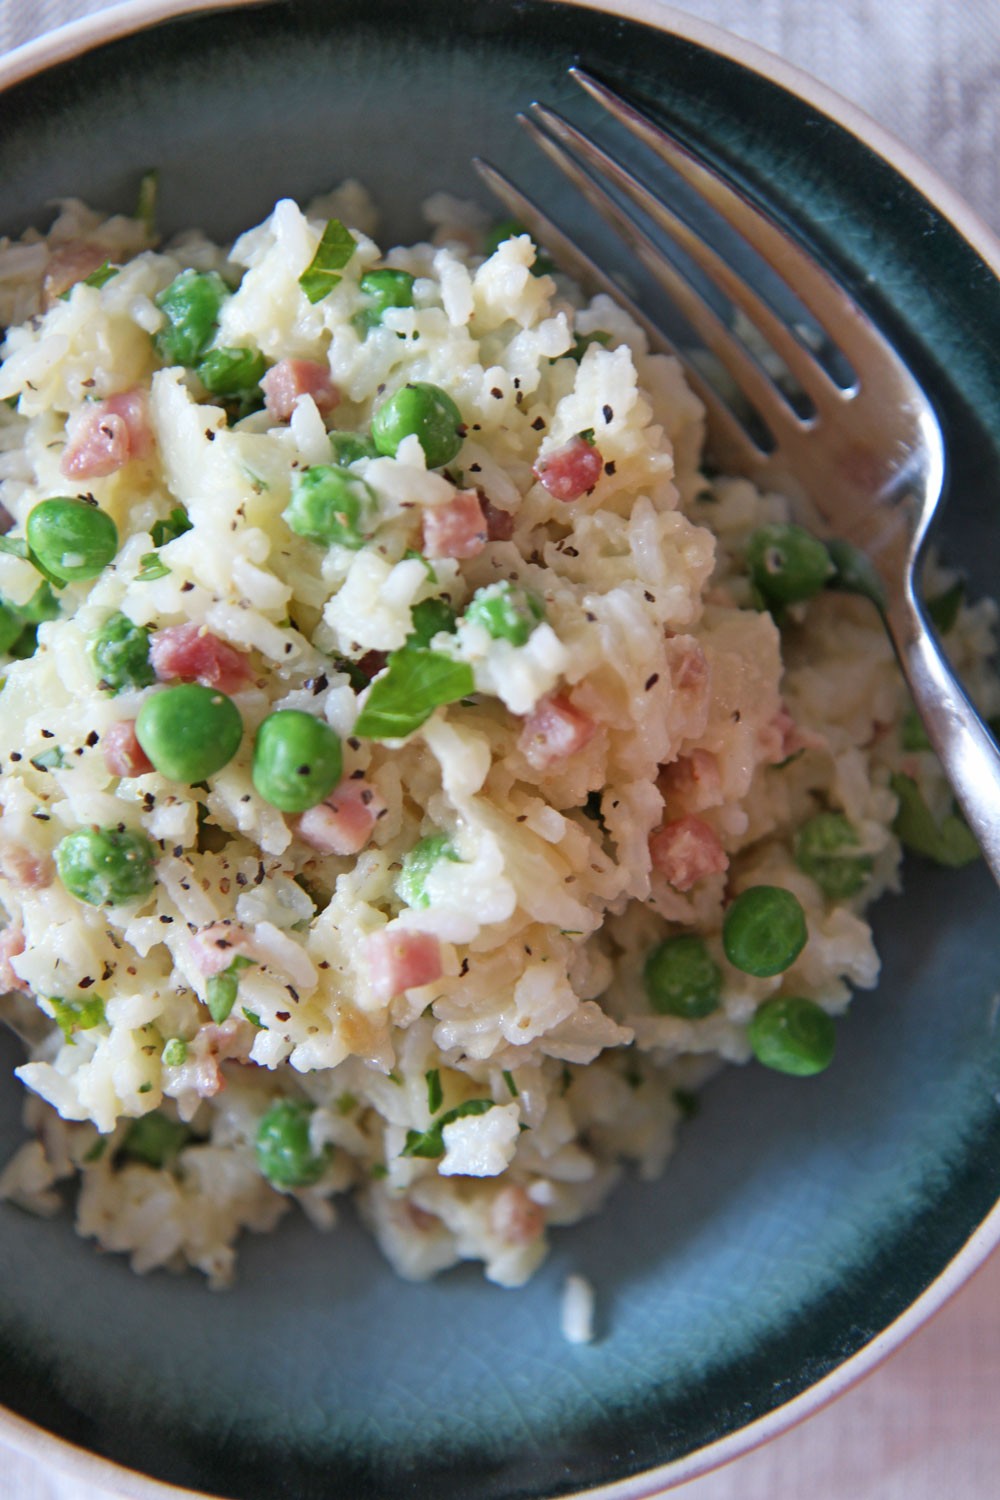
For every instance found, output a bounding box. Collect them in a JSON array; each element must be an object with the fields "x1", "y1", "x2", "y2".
[{"x1": 0, "y1": 183, "x2": 994, "y2": 1292}]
